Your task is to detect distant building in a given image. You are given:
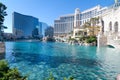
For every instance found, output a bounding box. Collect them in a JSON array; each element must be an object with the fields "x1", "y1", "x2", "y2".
[
  {"x1": 54, "y1": 14, "x2": 74, "y2": 37},
  {"x1": 39, "y1": 22, "x2": 42, "y2": 36},
  {"x1": 3, "y1": 33, "x2": 14, "y2": 40},
  {"x1": 41, "y1": 22, "x2": 48, "y2": 36},
  {"x1": 13, "y1": 12, "x2": 40, "y2": 38},
  {"x1": 45, "y1": 26, "x2": 54, "y2": 38}
]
